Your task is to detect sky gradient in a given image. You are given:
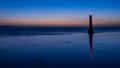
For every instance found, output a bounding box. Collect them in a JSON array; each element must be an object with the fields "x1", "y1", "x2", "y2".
[{"x1": 0, "y1": 0, "x2": 120, "y2": 27}]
